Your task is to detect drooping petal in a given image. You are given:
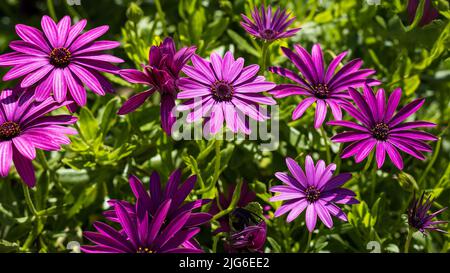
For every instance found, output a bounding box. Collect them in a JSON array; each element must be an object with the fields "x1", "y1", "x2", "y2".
[{"x1": 12, "y1": 148, "x2": 36, "y2": 187}]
